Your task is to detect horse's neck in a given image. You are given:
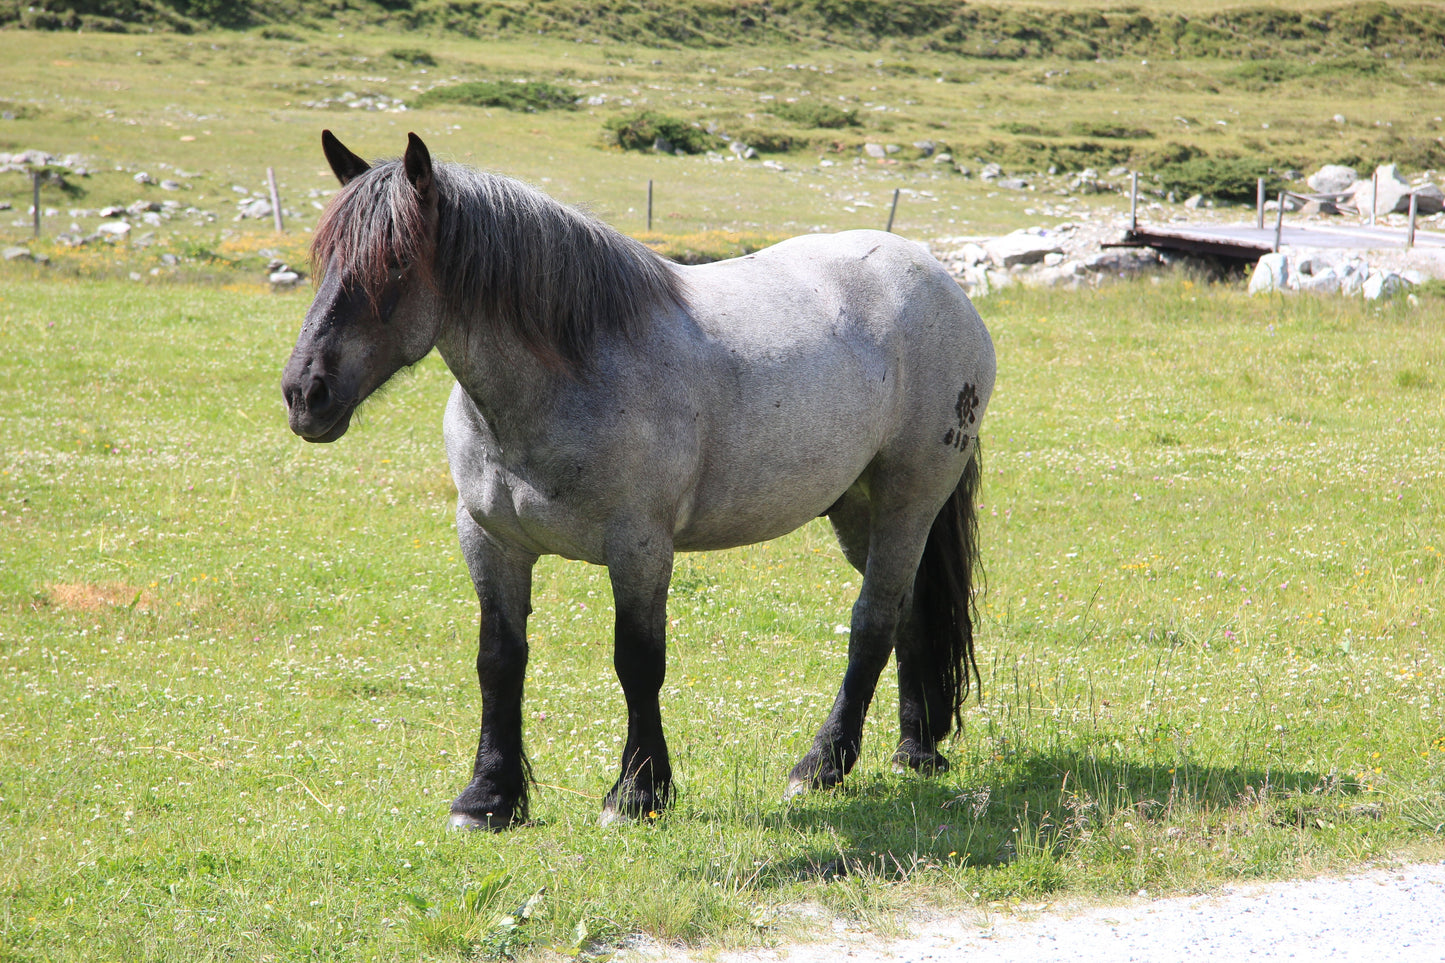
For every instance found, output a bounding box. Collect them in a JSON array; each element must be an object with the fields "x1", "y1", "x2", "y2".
[{"x1": 434, "y1": 314, "x2": 561, "y2": 436}]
